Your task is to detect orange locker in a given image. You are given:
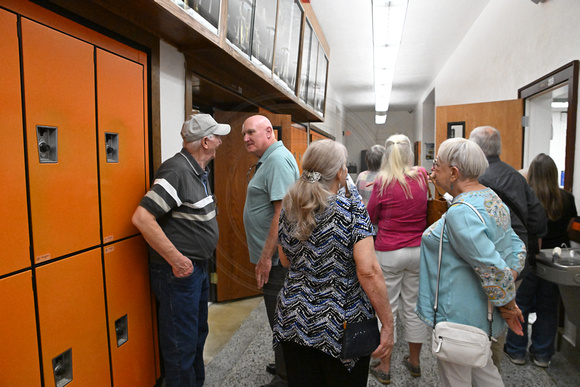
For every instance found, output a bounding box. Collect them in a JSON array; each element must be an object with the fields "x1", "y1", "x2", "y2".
[
  {"x1": 103, "y1": 236, "x2": 156, "y2": 386},
  {"x1": 0, "y1": 271, "x2": 41, "y2": 386},
  {"x1": 97, "y1": 49, "x2": 147, "y2": 243},
  {"x1": 36, "y1": 249, "x2": 110, "y2": 386},
  {"x1": 21, "y1": 19, "x2": 101, "y2": 263},
  {"x1": 0, "y1": 8, "x2": 30, "y2": 275}
]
